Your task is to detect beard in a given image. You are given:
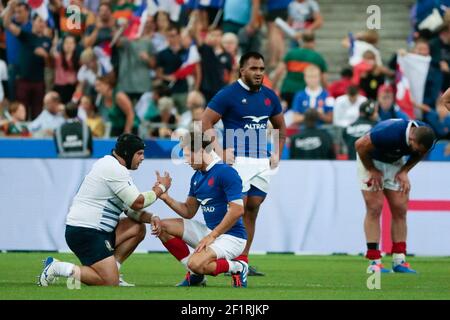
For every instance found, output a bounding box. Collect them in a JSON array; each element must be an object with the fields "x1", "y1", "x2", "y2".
[{"x1": 243, "y1": 75, "x2": 263, "y2": 91}]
